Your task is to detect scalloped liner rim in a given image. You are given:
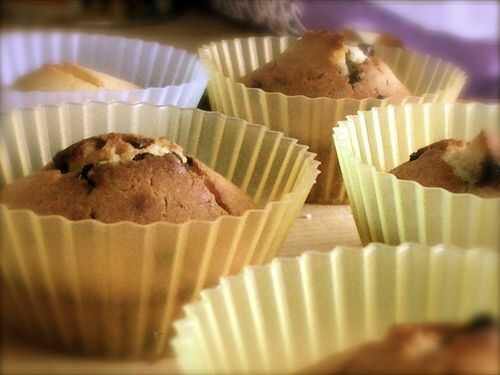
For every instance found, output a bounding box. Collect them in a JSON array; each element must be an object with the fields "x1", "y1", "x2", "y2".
[
  {"x1": 172, "y1": 242, "x2": 497, "y2": 323},
  {"x1": 199, "y1": 36, "x2": 468, "y2": 102},
  {"x1": 2, "y1": 31, "x2": 208, "y2": 90},
  {"x1": 0, "y1": 102, "x2": 321, "y2": 228}
]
